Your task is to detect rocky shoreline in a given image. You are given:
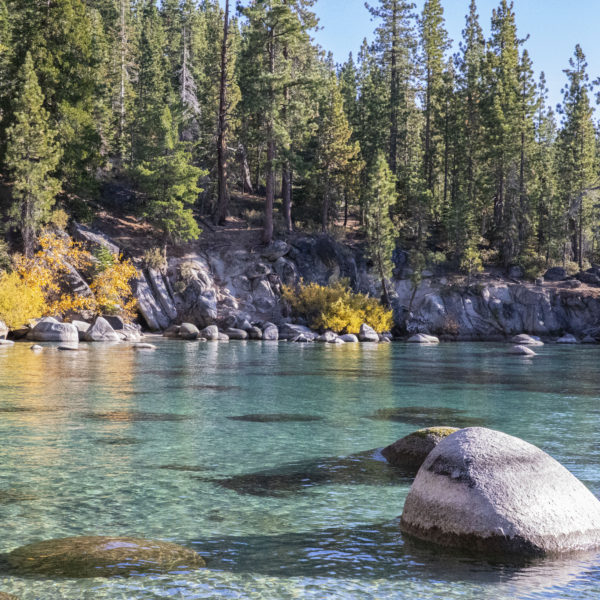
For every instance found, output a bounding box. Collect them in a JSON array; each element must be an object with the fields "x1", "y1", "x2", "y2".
[{"x1": 2, "y1": 224, "x2": 598, "y2": 345}]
